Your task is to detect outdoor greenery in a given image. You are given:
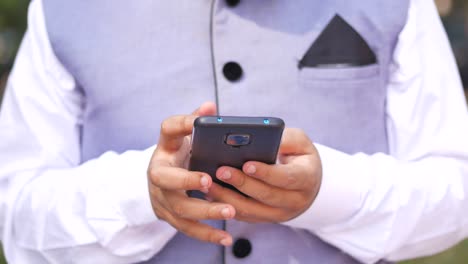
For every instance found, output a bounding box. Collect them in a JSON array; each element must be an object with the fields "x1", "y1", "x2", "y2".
[
  {"x1": 0, "y1": 244, "x2": 5, "y2": 264},
  {"x1": 0, "y1": 1, "x2": 467, "y2": 264},
  {"x1": 0, "y1": 0, "x2": 28, "y2": 70},
  {"x1": 0, "y1": 0, "x2": 28, "y2": 103}
]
